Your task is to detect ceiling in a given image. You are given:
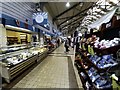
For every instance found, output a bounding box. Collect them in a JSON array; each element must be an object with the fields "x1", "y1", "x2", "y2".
[
  {"x1": 34, "y1": 0, "x2": 120, "y2": 35},
  {"x1": 44, "y1": 2, "x2": 94, "y2": 34}
]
